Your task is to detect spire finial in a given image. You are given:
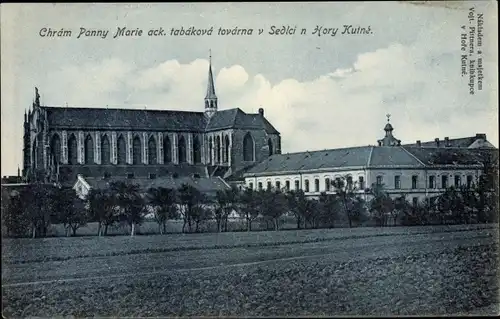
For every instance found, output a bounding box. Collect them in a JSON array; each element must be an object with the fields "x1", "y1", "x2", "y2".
[
  {"x1": 209, "y1": 49, "x2": 212, "y2": 65},
  {"x1": 386, "y1": 113, "x2": 391, "y2": 123}
]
